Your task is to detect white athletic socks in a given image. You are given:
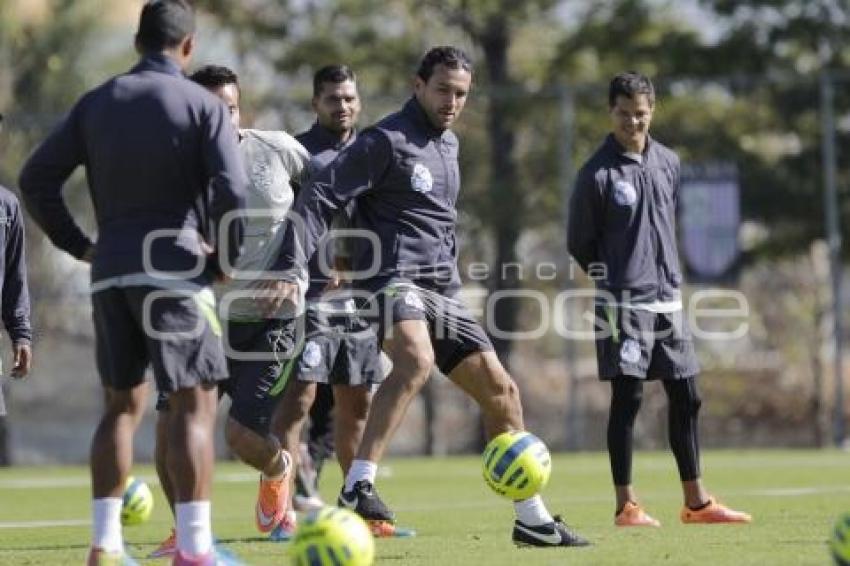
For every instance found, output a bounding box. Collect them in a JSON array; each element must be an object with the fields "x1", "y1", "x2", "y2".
[
  {"x1": 92, "y1": 498, "x2": 123, "y2": 553},
  {"x1": 175, "y1": 501, "x2": 213, "y2": 556},
  {"x1": 514, "y1": 495, "x2": 555, "y2": 526},
  {"x1": 345, "y1": 459, "x2": 377, "y2": 492}
]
